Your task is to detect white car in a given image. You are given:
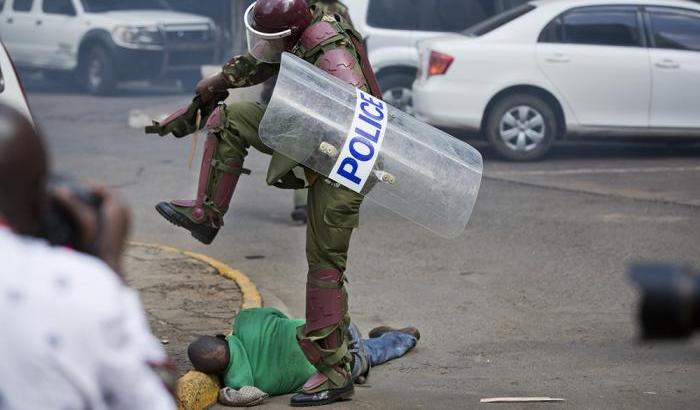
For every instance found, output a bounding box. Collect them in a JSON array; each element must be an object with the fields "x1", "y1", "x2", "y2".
[
  {"x1": 0, "y1": 0, "x2": 218, "y2": 95},
  {"x1": 0, "y1": 40, "x2": 32, "y2": 122},
  {"x1": 413, "y1": 0, "x2": 700, "y2": 160},
  {"x1": 345, "y1": 0, "x2": 528, "y2": 113}
]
